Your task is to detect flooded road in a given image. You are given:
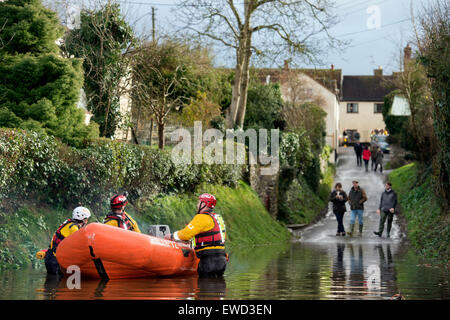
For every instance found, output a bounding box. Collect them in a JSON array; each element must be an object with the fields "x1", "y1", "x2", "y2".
[
  {"x1": 0, "y1": 148, "x2": 448, "y2": 300},
  {"x1": 300, "y1": 147, "x2": 403, "y2": 243},
  {"x1": 0, "y1": 242, "x2": 448, "y2": 300}
]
